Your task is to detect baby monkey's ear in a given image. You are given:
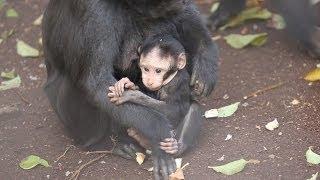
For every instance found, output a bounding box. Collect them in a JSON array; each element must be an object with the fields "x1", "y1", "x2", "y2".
[{"x1": 177, "y1": 53, "x2": 186, "y2": 70}]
